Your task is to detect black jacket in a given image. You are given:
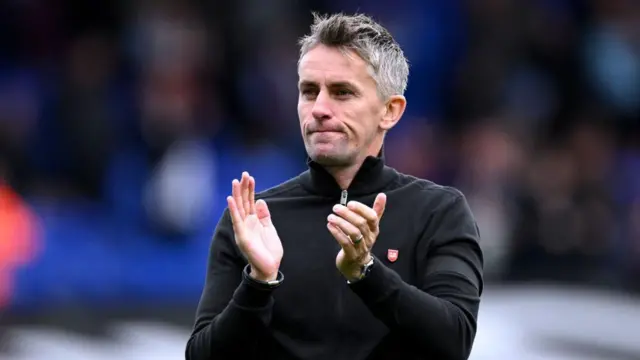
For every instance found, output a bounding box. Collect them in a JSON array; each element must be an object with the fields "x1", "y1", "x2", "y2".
[{"x1": 186, "y1": 153, "x2": 484, "y2": 360}]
